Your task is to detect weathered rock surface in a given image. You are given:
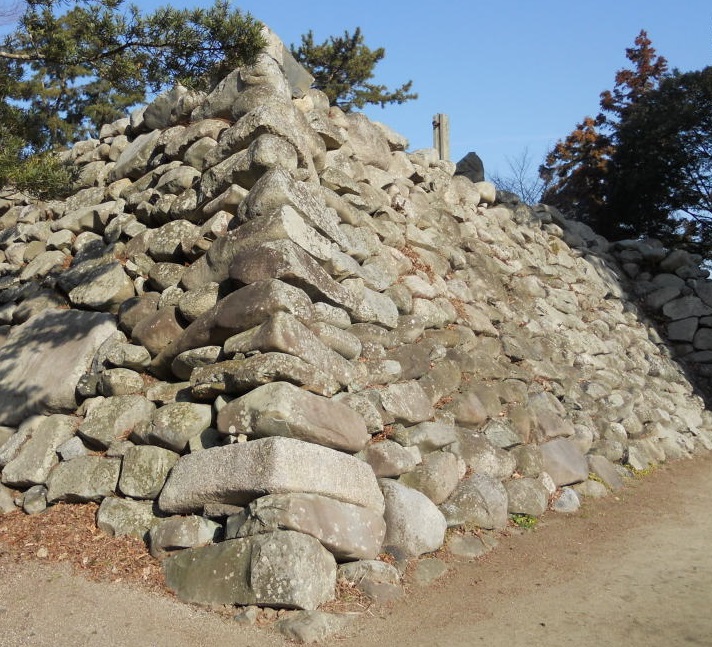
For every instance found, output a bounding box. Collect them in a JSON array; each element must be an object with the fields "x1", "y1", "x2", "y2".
[
  {"x1": 0, "y1": 310, "x2": 116, "y2": 425},
  {"x1": 158, "y1": 436, "x2": 384, "y2": 514},
  {"x1": 216, "y1": 381, "x2": 369, "y2": 452},
  {"x1": 232, "y1": 492, "x2": 386, "y2": 561},
  {"x1": 163, "y1": 530, "x2": 336, "y2": 610}
]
